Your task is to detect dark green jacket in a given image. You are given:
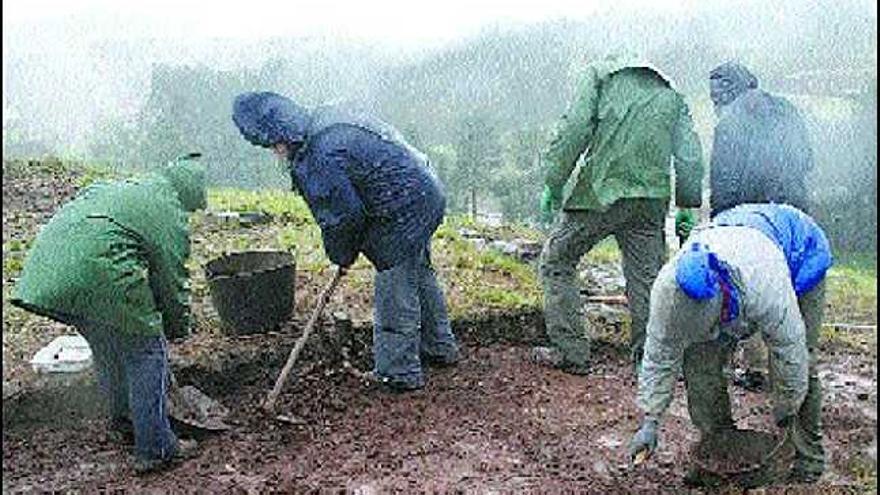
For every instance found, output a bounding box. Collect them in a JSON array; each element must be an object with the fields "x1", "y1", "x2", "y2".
[
  {"x1": 11, "y1": 162, "x2": 206, "y2": 337},
  {"x1": 543, "y1": 57, "x2": 704, "y2": 211}
]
